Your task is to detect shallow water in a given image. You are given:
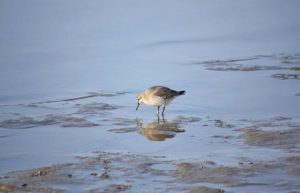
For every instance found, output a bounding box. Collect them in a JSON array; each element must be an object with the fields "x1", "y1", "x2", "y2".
[{"x1": 1, "y1": 1, "x2": 300, "y2": 192}]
